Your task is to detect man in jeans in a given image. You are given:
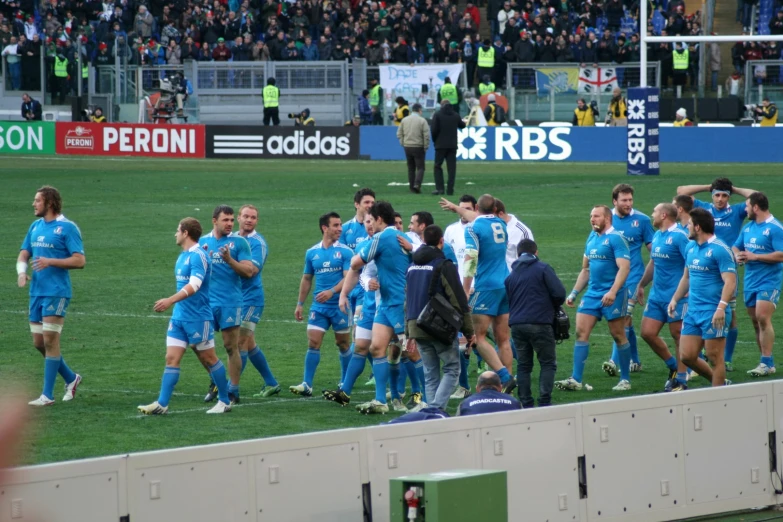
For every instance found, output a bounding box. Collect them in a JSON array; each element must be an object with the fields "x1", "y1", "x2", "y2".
[
  {"x1": 405, "y1": 225, "x2": 475, "y2": 410},
  {"x1": 505, "y1": 239, "x2": 566, "y2": 408}
]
